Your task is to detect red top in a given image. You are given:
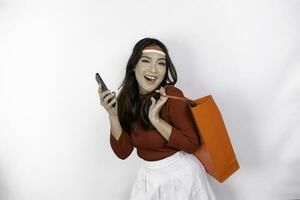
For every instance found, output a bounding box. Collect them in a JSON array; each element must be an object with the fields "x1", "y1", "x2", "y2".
[{"x1": 109, "y1": 85, "x2": 199, "y2": 161}]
